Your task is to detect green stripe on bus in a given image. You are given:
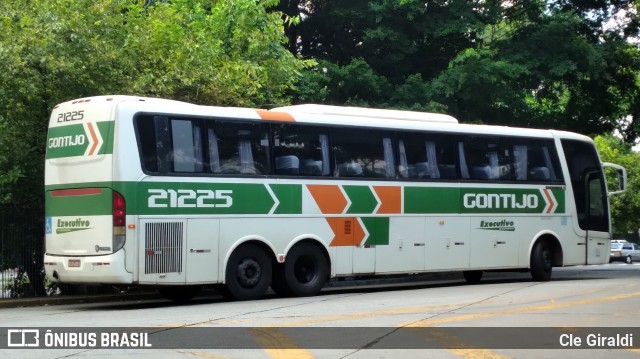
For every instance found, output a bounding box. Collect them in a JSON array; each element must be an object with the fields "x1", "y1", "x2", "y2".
[
  {"x1": 460, "y1": 188, "x2": 561, "y2": 214},
  {"x1": 361, "y1": 217, "x2": 390, "y2": 246},
  {"x1": 45, "y1": 189, "x2": 112, "y2": 216},
  {"x1": 404, "y1": 187, "x2": 460, "y2": 214},
  {"x1": 45, "y1": 182, "x2": 566, "y2": 216},
  {"x1": 270, "y1": 184, "x2": 303, "y2": 215},
  {"x1": 45, "y1": 121, "x2": 114, "y2": 159},
  {"x1": 96, "y1": 121, "x2": 114, "y2": 155},
  {"x1": 134, "y1": 182, "x2": 275, "y2": 215},
  {"x1": 404, "y1": 187, "x2": 566, "y2": 214}
]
